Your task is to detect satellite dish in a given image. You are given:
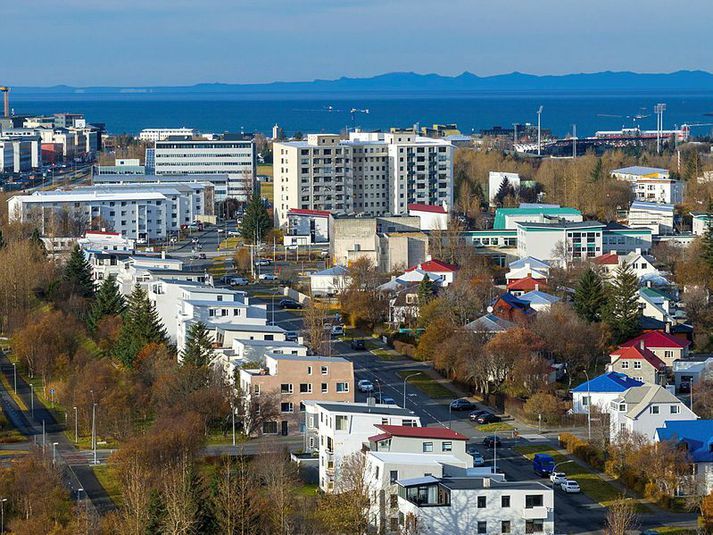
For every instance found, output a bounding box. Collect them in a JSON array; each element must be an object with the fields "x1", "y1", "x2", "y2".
[{"x1": 486, "y1": 306, "x2": 494, "y2": 314}]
